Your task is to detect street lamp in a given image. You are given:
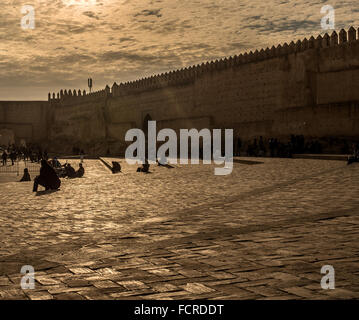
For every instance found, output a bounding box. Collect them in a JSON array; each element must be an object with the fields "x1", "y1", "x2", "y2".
[{"x1": 88, "y1": 78, "x2": 93, "y2": 93}]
